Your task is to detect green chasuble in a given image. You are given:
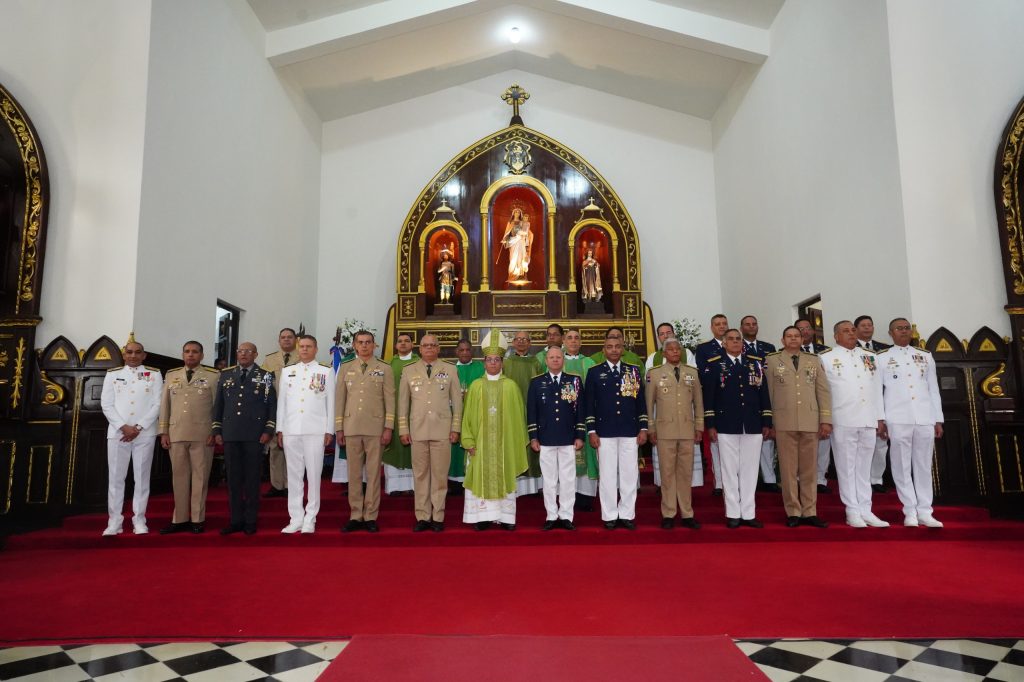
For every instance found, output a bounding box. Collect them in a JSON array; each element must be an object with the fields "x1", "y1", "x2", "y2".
[
  {"x1": 382, "y1": 354, "x2": 419, "y2": 469},
  {"x1": 449, "y1": 360, "x2": 485, "y2": 477},
  {"x1": 589, "y1": 349, "x2": 644, "y2": 367},
  {"x1": 564, "y1": 355, "x2": 599, "y2": 479},
  {"x1": 462, "y1": 376, "x2": 529, "y2": 499},
  {"x1": 501, "y1": 353, "x2": 543, "y2": 477}
]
